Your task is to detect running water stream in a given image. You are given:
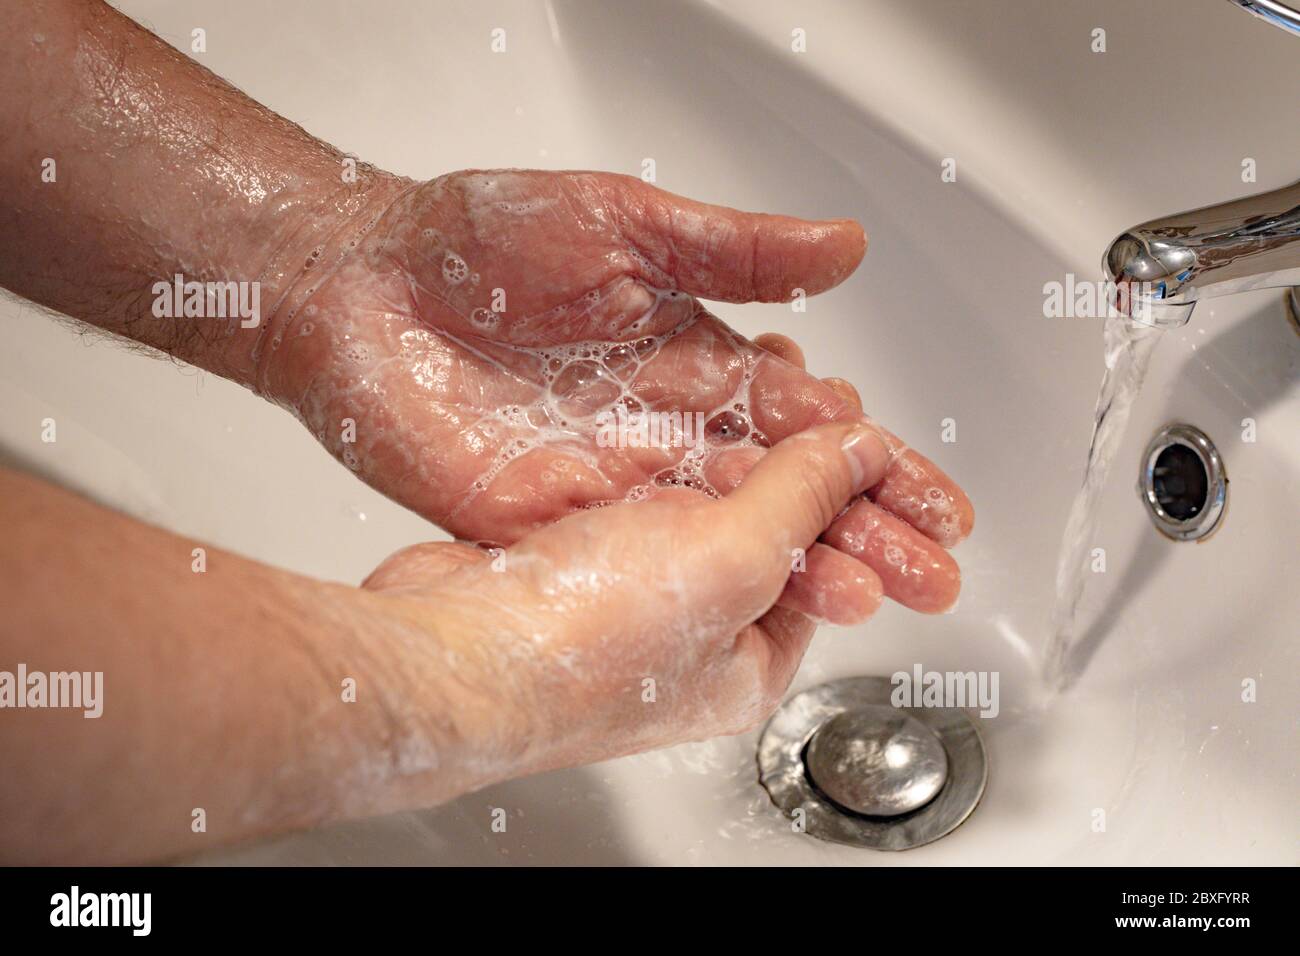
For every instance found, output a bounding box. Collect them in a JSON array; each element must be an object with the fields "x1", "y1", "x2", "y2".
[{"x1": 1043, "y1": 313, "x2": 1165, "y2": 690}]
